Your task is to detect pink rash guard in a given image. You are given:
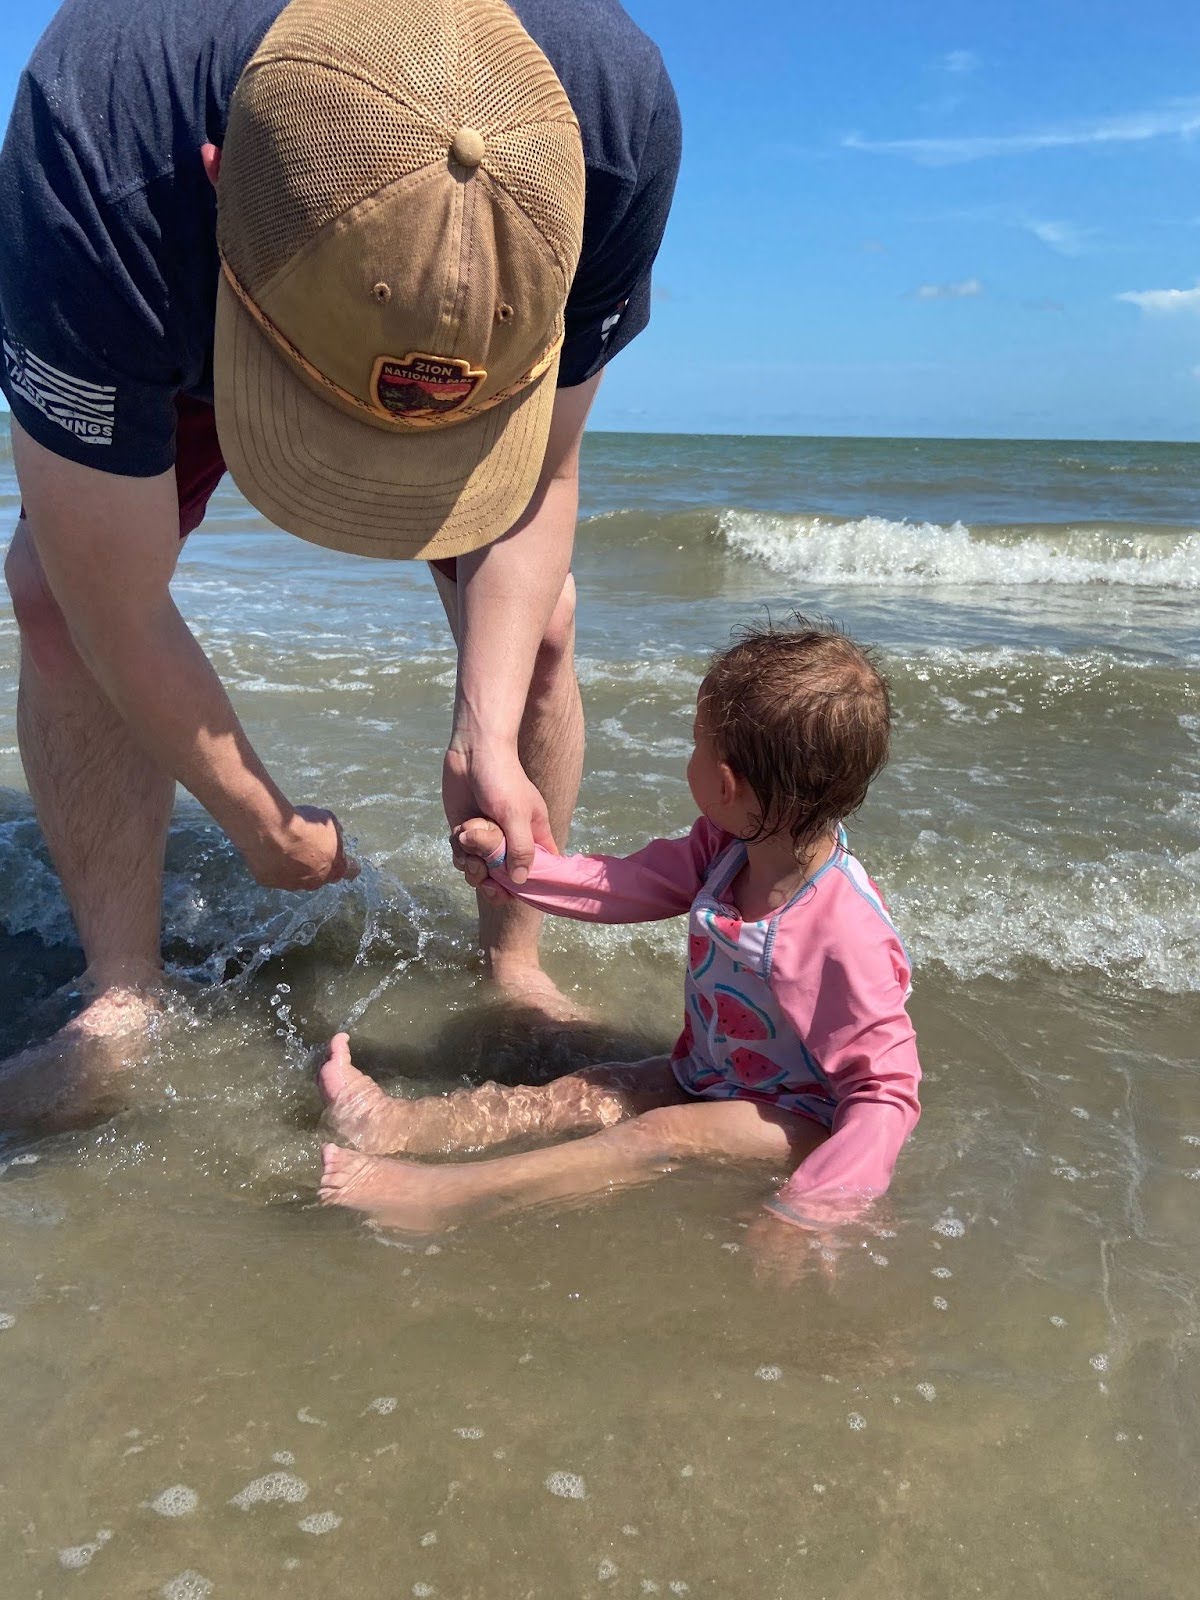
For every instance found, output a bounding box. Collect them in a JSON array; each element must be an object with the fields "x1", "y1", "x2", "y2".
[{"x1": 485, "y1": 819, "x2": 921, "y2": 1219}]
